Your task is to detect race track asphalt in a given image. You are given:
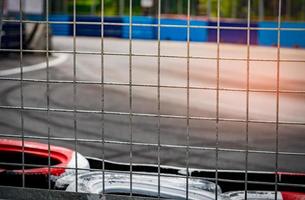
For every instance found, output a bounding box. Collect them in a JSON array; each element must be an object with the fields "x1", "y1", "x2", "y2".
[{"x1": 0, "y1": 36, "x2": 305, "y2": 173}]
